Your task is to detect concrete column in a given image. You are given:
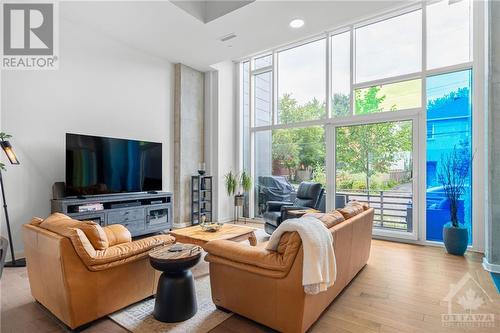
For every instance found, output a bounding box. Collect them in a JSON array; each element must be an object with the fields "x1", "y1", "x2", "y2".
[
  {"x1": 173, "y1": 64, "x2": 204, "y2": 227},
  {"x1": 485, "y1": 1, "x2": 500, "y2": 272}
]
